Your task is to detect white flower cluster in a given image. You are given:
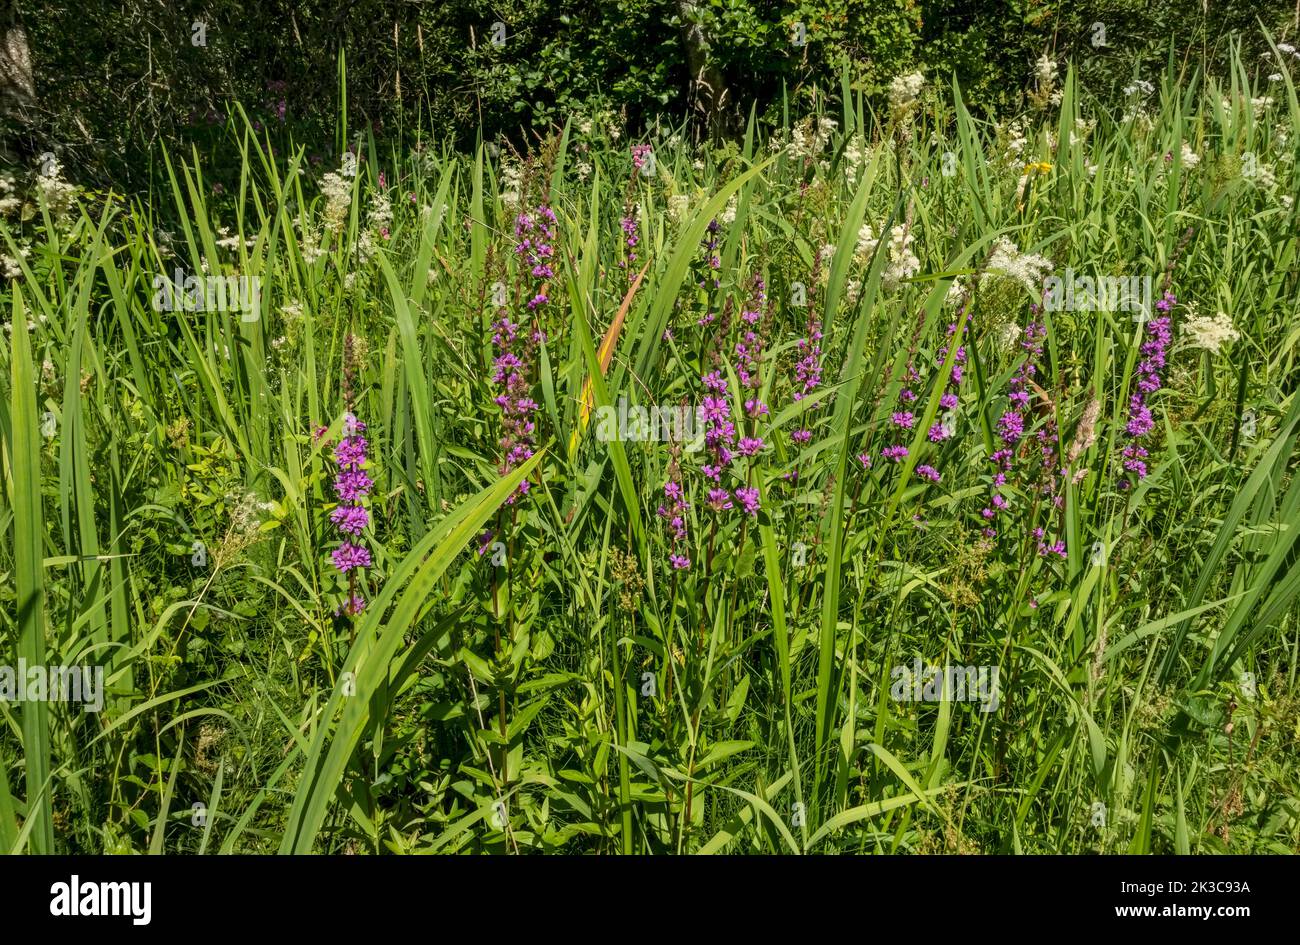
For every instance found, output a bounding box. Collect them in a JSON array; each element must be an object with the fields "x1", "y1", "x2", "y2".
[
  {"x1": 667, "y1": 193, "x2": 690, "y2": 224},
  {"x1": 1182, "y1": 311, "x2": 1240, "y2": 354},
  {"x1": 34, "y1": 158, "x2": 78, "y2": 220},
  {"x1": 720, "y1": 194, "x2": 738, "y2": 226},
  {"x1": 854, "y1": 223, "x2": 879, "y2": 264},
  {"x1": 320, "y1": 169, "x2": 353, "y2": 235},
  {"x1": 888, "y1": 71, "x2": 925, "y2": 119},
  {"x1": 779, "y1": 116, "x2": 838, "y2": 162},
  {"x1": 1034, "y1": 55, "x2": 1062, "y2": 107},
  {"x1": 853, "y1": 223, "x2": 919, "y2": 291},
  {"x1": 817, "y1": 243, "x2": 836, "y2": 285},
  {"x1": 844, "y1": 134, "x2": 867, "y2": 187},
  {"x1": 882, "y1": 225, "x2": 920, "y2": 291},
  {"x1": 500, "y1": 161, "x2": 524, "y2": 209},
  {"x1": 985, "y1": 237, "x2": 1053, "y2": 295},
  {"x1": 0, "y1": 175, "x2": 21, "y2": 216},
  {"x1": 216, "y1": 226, "x2": 257, "y2": 251},
  {"x1": 945, "y1": 277, "x2": 968, "y2": 307},
  {"x1": 369, "y1": 190, "x2": 393, "y2": 233}
]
